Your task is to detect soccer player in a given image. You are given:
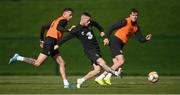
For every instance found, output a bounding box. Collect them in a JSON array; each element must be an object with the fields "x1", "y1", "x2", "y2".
[
  {"x1": 54, "y1": 12, "x2": 121, "y2": 88},
  {"x1": 8, "y1": 8, "x2": 73, "y2": 88},
  {"x1": 95, "y1": 8, "x2": 152, "y2": 85}
]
